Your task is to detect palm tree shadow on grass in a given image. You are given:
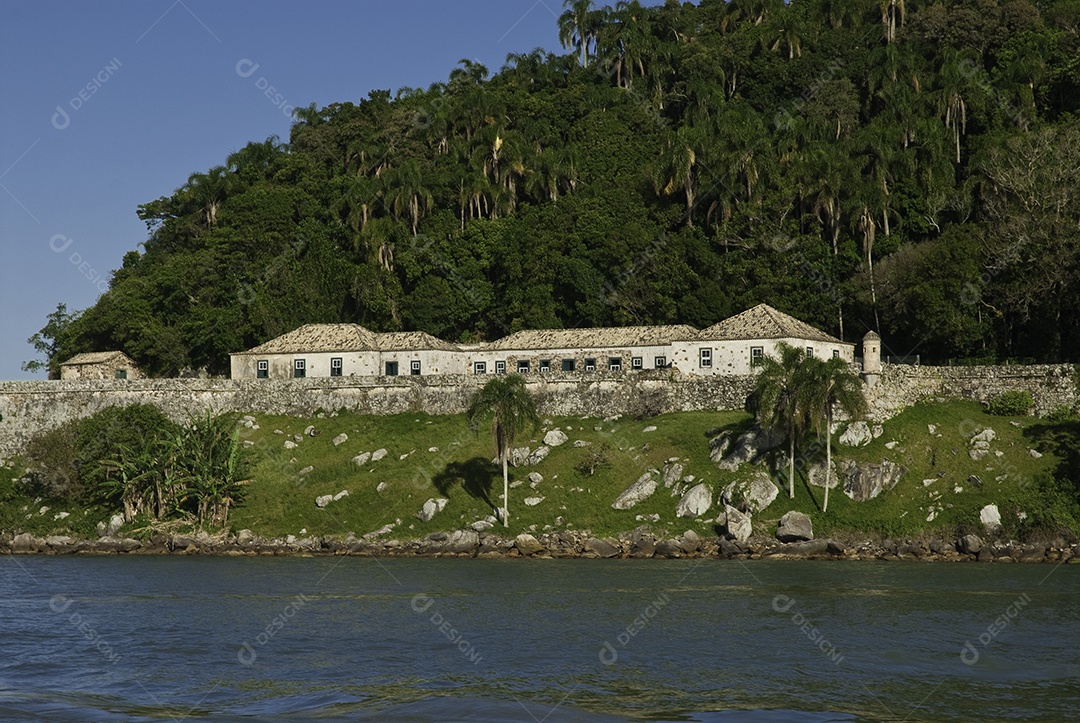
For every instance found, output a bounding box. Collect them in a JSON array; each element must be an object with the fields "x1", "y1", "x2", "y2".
[{"x1": 432, "y1": 457, "x2": 498, "y2": 507}]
